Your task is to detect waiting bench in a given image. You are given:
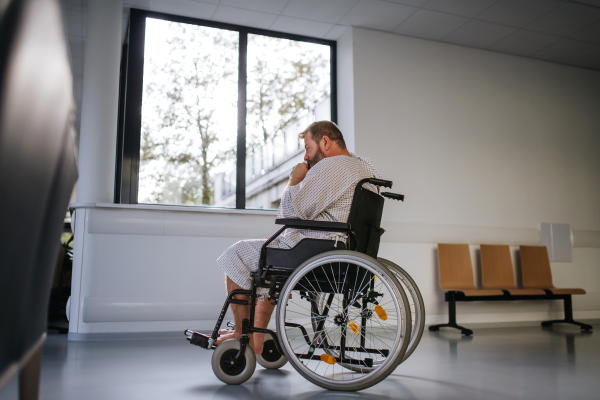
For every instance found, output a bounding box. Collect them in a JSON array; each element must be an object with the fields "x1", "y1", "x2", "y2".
[{"x1": 429, "y1": 244, "x2": 592, "y2": 335}]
